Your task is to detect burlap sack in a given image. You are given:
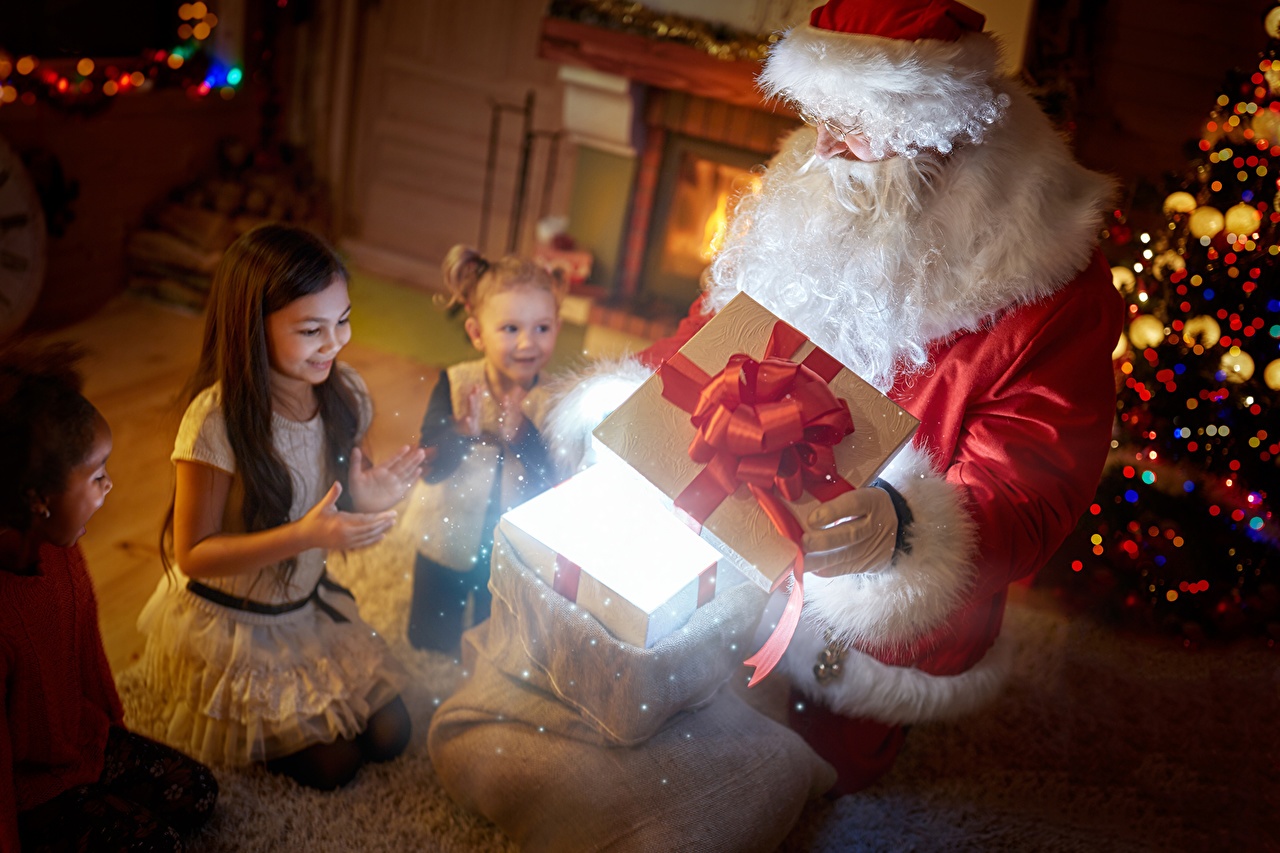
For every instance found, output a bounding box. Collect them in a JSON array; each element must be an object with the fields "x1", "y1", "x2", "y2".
[{"x1": 428, "y1": 529, "x2": 836, "y2": 852}]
